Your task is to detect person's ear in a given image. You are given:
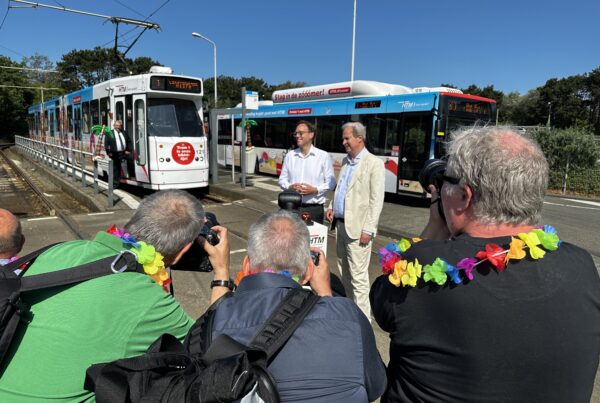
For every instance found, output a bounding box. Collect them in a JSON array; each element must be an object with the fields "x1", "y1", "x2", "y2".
[
  {"x1": 301, "y1": 260, "x2": 314, "y2": 285},
  {"x1": 170, "y1": 242, "x2": 192, "y2": 266},
  {"x1": 456, "y1": 185, "x2": 473, "y2": 213},
  {"x1": 242, "y1": 256, "x2": 251, "y2": 274}
]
